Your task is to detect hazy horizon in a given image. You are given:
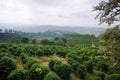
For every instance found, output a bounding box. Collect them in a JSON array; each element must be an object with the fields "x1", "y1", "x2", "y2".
[{"x1": 0, "y1": 0, "x2": 109, "y2": 29}]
